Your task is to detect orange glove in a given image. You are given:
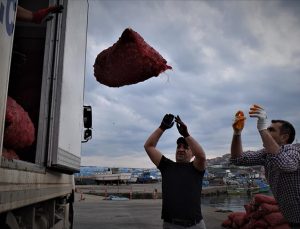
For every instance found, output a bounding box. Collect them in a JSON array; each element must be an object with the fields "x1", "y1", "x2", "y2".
[{"x1": 232, "y1": 110, "x2": 246, "y2": 134}]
